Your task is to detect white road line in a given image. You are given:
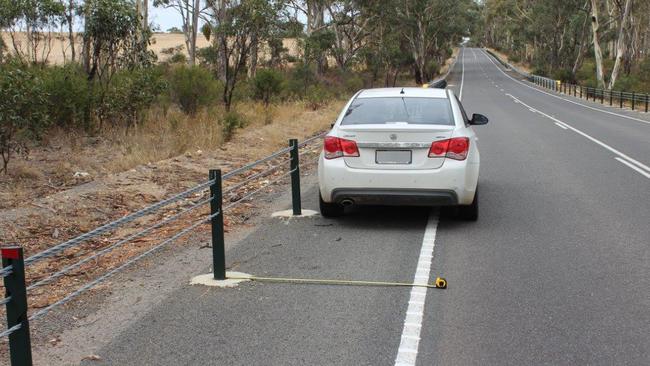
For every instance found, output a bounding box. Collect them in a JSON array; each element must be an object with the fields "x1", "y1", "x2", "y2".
[
  {"x1": 615, "y1": 157, "x2": 650, "y2": 179},
  {"x1": 554, "y1": 122, "x2": 568, "y2": 130},
  {"x1": 459, "y1": 48, "x2": 465, "y2": 101},
  {"x1": 480, "y1": 49, "x2": 650, "y2": 126},
  {"x1": 505, "y1": 93, "x2": 650, "y2": 174},
  {"x1": 394, "y1": 213, "x2": 439, "y2": 366}
]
